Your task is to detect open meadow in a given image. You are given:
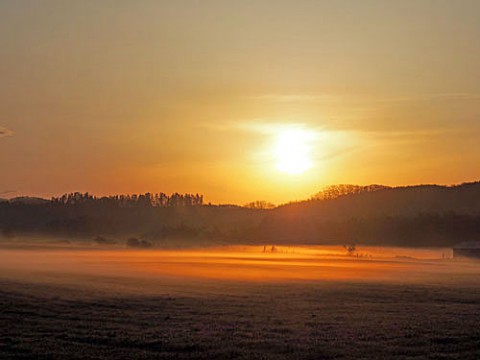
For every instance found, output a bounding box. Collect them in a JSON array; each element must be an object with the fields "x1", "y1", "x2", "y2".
[{"x1": 1, "y1": 242, "x2": 480, "y2": 359}]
